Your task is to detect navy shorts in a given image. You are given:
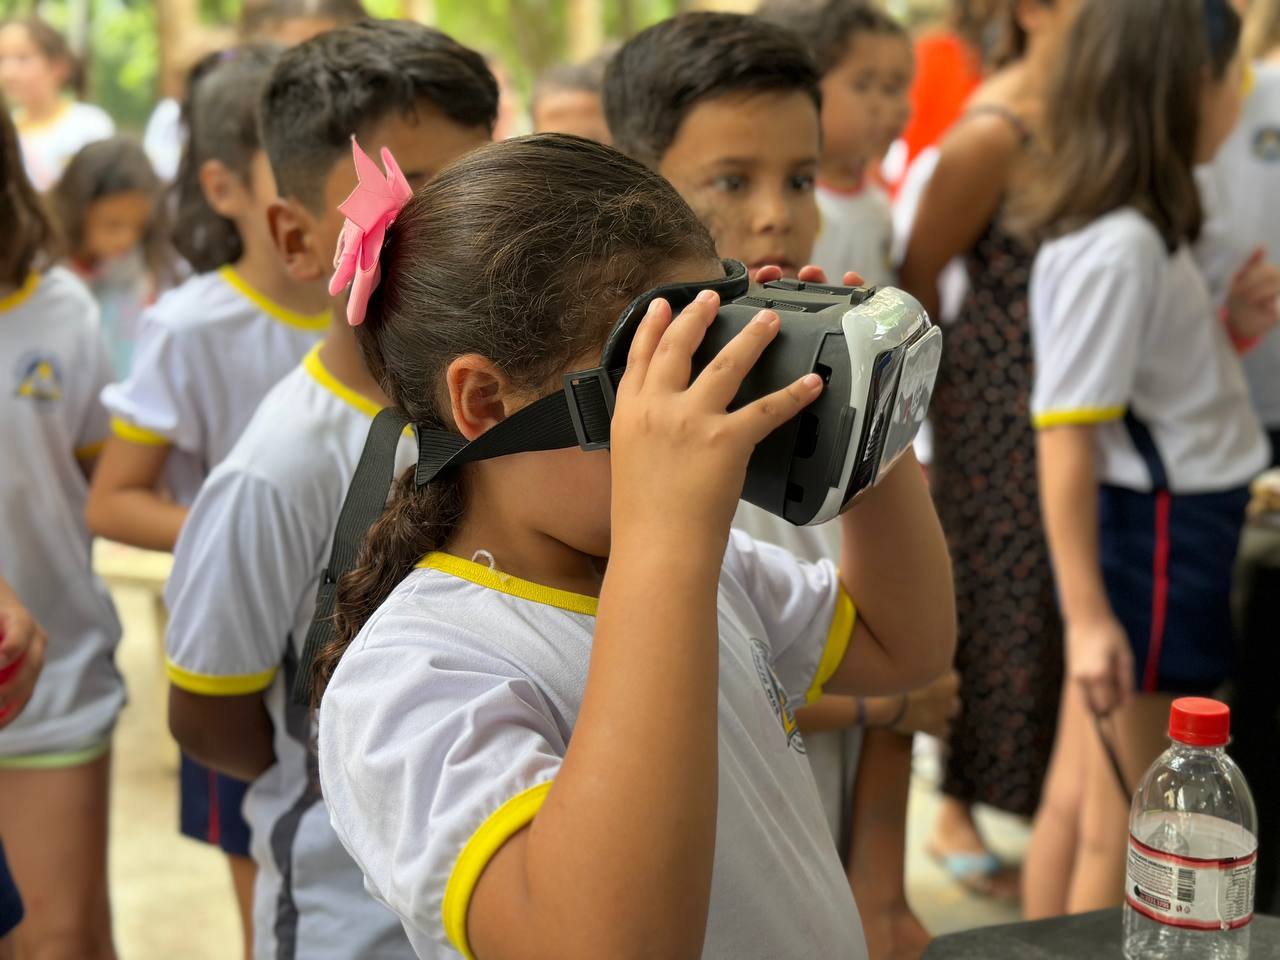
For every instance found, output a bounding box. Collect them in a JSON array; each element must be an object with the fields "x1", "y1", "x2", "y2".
[
  {"x1": 1099, "y1": 484, "x2": 1250, "y2": 695},
  {"x1": 1269, "y1": 427, "x2": 1280, "y2": 467},
  {"x1": 179, "y1": 753, "x2": 251, "y2": 856},
  {"x1": 0, "y1": 840, "x2": 22, "y2": 938}
]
